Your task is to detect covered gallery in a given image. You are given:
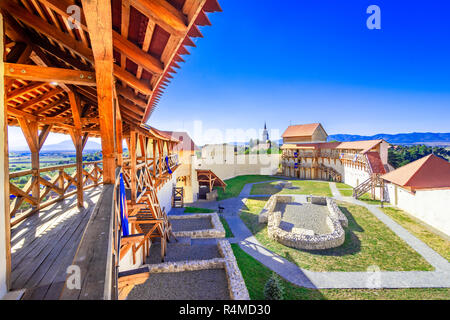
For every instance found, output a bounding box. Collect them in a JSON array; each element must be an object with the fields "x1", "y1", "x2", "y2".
[{"x1": 0, "y1": 0, "x2": 221, "y2": 299}]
